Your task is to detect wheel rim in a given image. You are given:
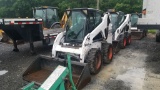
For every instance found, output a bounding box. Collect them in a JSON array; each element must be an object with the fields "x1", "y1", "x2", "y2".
[
  {"x1": 96, "y1": 52, "x2": 101, "y2": 70},
  {"x1": 123, "y1": 38, "x2": 127, "y2": 46},
  {"x1": 108, "y1": 47, "x2": 113, "y2": 60}
]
